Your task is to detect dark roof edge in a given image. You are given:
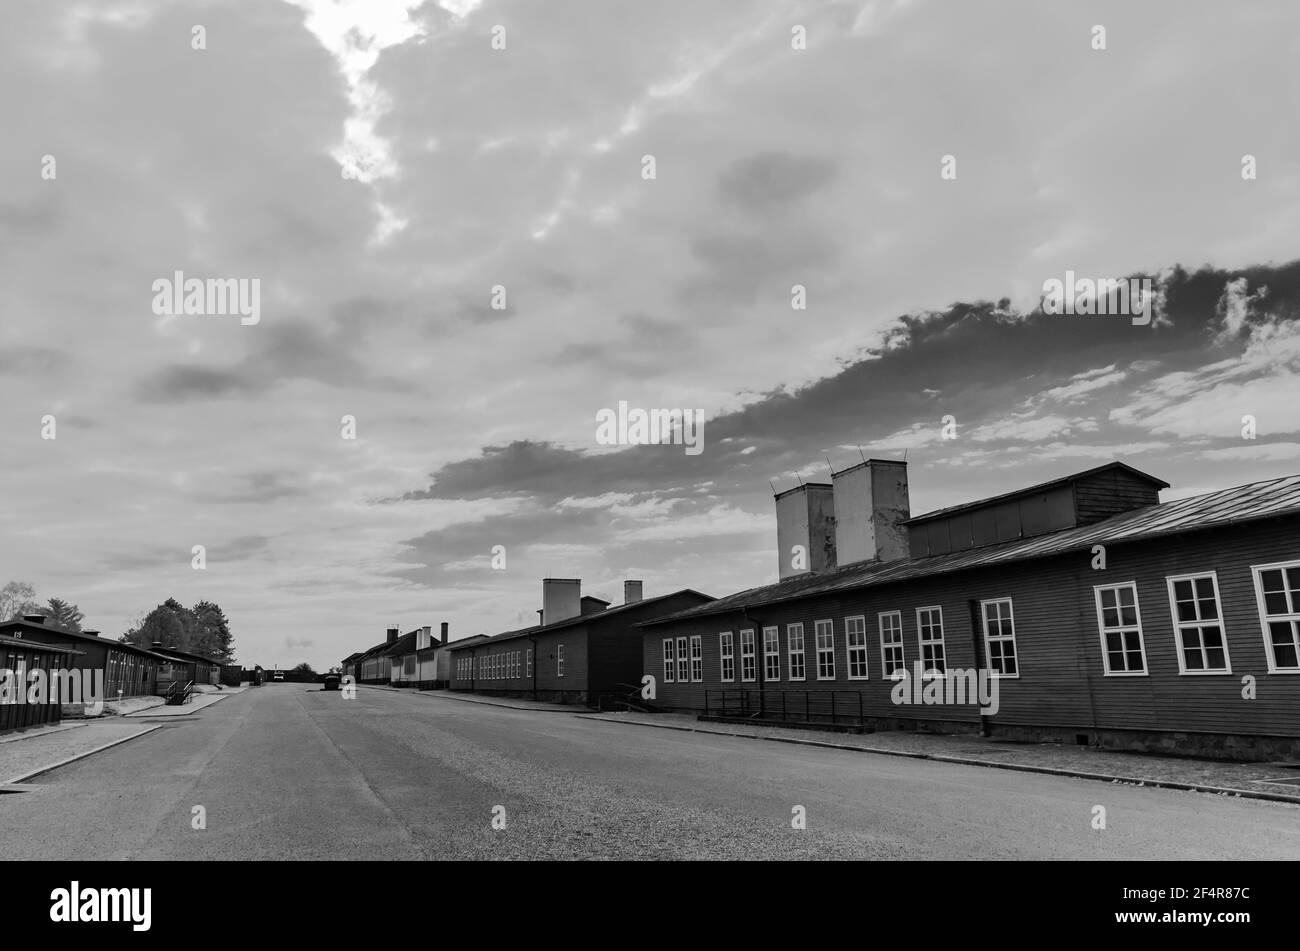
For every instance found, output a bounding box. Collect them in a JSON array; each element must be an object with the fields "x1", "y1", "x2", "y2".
[{"x1": 903, "y1": 461, "x2": 1170, "y2": 525}]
